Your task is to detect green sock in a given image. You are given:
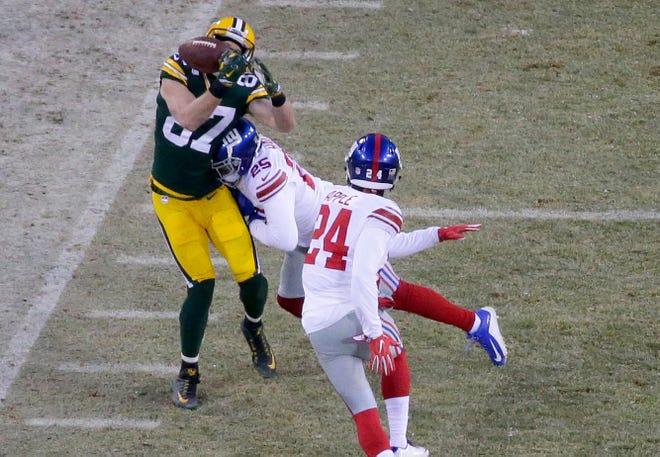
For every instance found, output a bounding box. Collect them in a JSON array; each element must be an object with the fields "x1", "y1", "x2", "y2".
[
  {"x1": 180, "y1": 279, "x2": 214, "y2": 357},
  {"x1": 239, "y1": 273, "x2": 268, "y2": 320}
]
